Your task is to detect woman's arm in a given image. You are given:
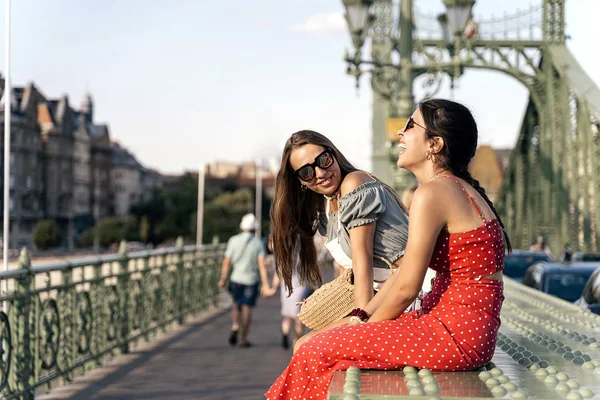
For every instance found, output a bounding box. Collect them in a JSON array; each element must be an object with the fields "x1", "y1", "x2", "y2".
[
  {"x1": 348, "y1": 223, "x2": 376, "y2": 308},
  {"x1": 368, "y1": 185, "x2": 446, "y2": 322},
  {"x1": 271, "y1": 272, "x2": 281, "y2": 289},
  {"x1": 362, "y1": 268, "x2": 400, "y2": 315},
  {"x1": 340, "y1": 171, "x2": 378, "y2": 309}
]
